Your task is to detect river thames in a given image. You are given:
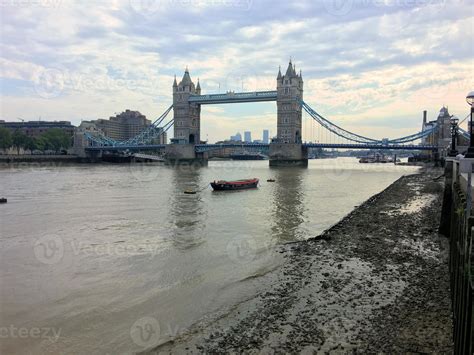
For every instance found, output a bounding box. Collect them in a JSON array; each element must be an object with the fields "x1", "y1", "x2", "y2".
[{"x1": 0, "y1": 158, "x2": 418, "y2": 354}]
